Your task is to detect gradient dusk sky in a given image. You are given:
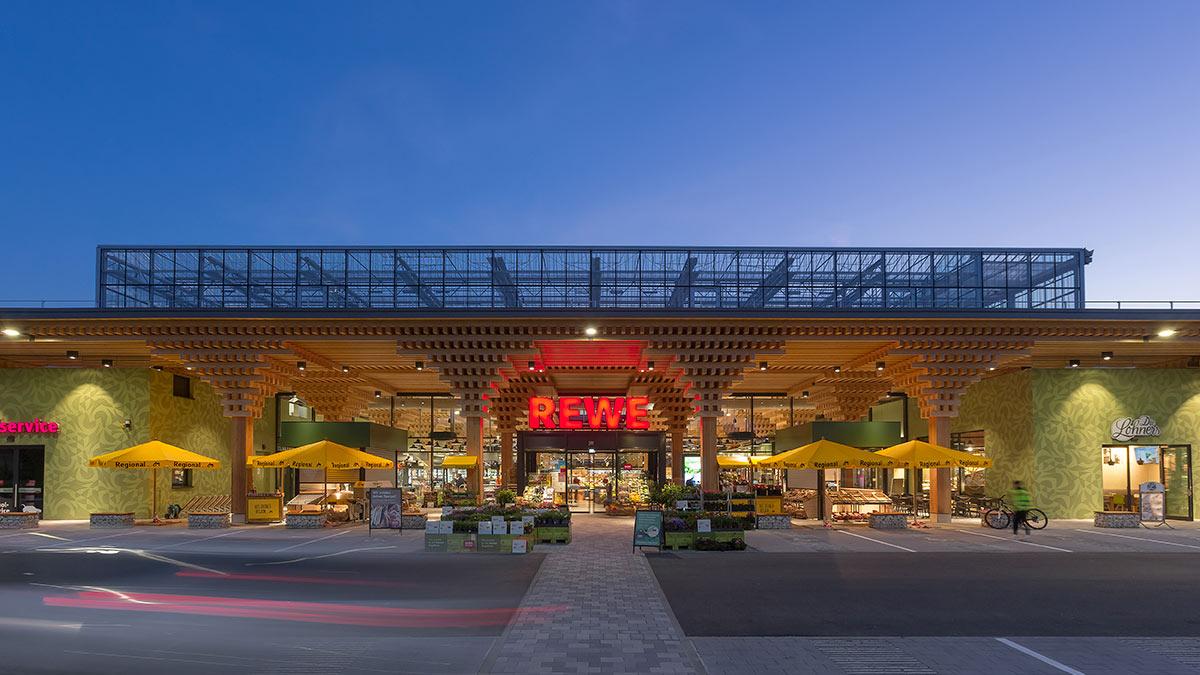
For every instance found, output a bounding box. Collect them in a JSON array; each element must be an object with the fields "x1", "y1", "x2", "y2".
[{"x1": 1, "y1": 2, "x2": 1197, "y2": 304}]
